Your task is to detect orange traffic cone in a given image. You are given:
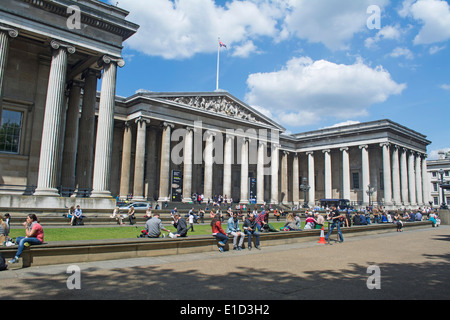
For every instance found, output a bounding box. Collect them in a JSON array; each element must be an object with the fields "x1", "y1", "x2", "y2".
[{"x1": 318, "y1": 226, "x2": 327, "y2": 244}]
